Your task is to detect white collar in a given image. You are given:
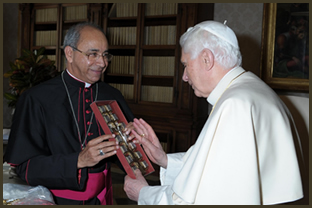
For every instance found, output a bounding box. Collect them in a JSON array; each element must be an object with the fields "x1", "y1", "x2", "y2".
[
  {"x1": 207, "y1": 66, "x2": 245, "y2": 105},
  {"x1": 66, "y1": 69, "x2": 91, "y2": 88}
]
